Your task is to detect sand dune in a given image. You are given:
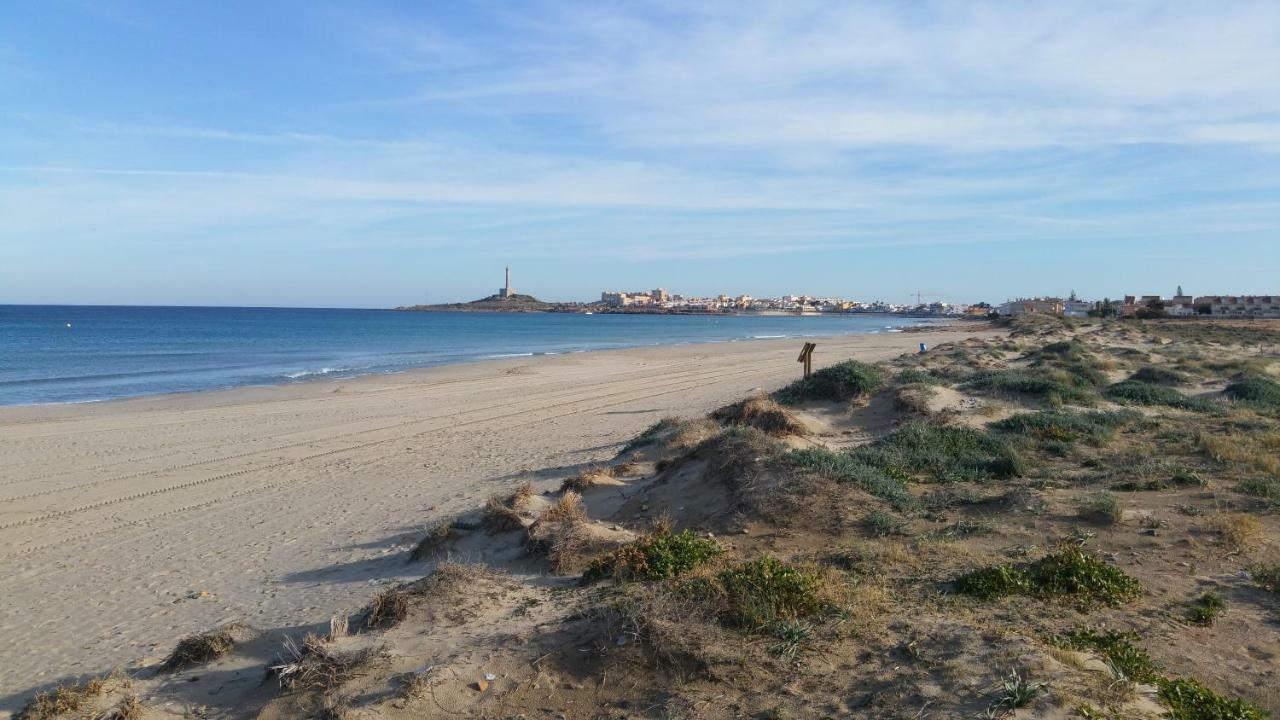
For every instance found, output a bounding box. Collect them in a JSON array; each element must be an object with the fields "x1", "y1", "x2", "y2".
[{"x1": 0, "y1": 327, "x2": 990, "y2": 704}]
